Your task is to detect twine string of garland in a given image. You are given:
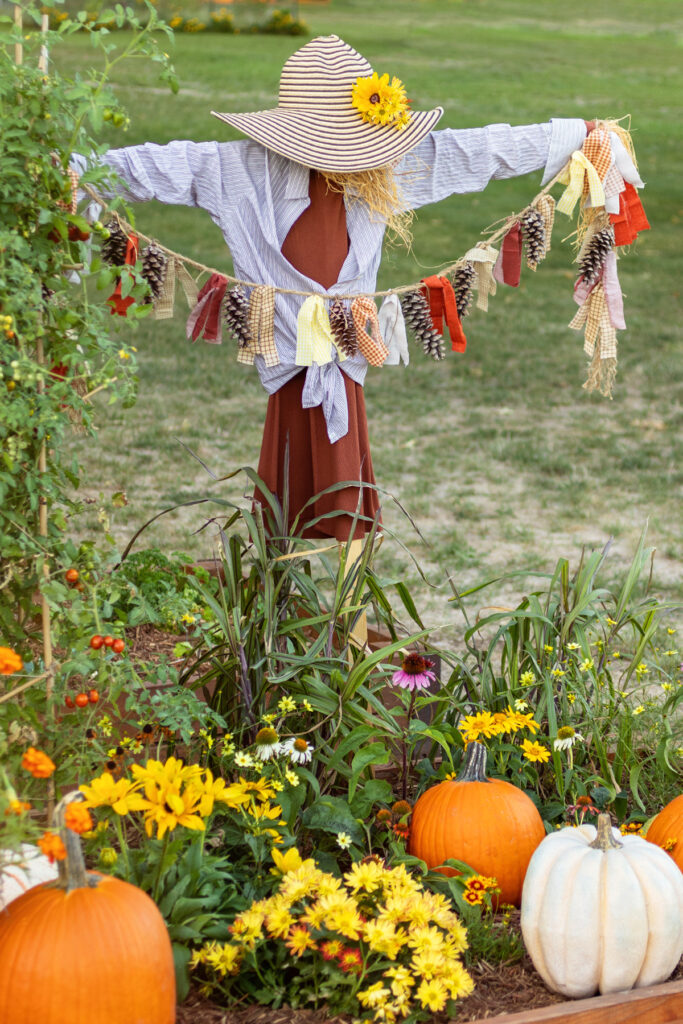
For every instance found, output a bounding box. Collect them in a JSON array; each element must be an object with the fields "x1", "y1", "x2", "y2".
[{"x1": 80, "y1": 162, "x2": 568, "y2": 301}]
